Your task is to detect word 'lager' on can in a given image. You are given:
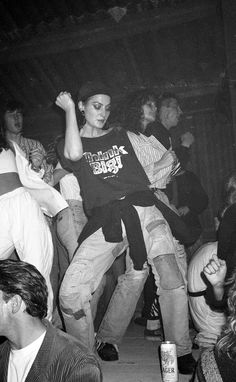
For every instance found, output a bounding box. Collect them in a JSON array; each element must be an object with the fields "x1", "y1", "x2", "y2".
[{"x1": 160, "y1": 341, "x2": 178, "y2": 382}]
